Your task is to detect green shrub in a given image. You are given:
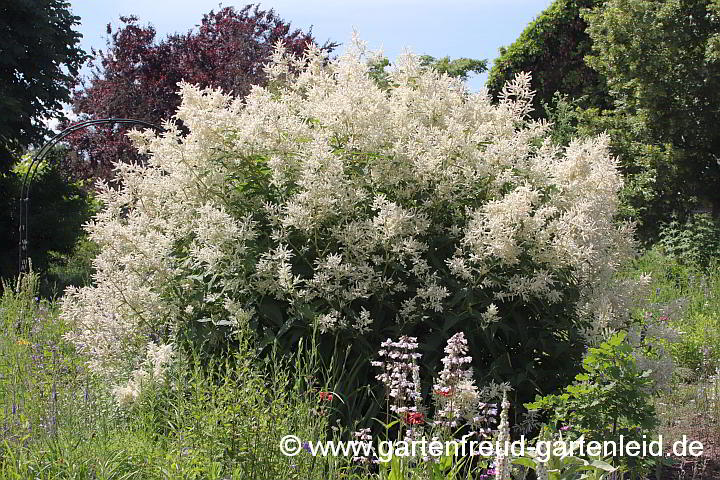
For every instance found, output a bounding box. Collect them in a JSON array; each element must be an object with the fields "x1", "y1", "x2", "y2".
[
  {"x1": 526, "y1": 332, "x2": 658, "y2": 476},
  {"x1": 0, "y1": 149, "x2": 98, "y2": 294},
  {"x1": 658, "y1": 213, "x2": 720, "y2": 269},
  {"x1": 631, "y1": 248, "x2": 720, "y2": 374},
  {"x1": 44, "y1": 235, "x2": 100, "y2": 297}
]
